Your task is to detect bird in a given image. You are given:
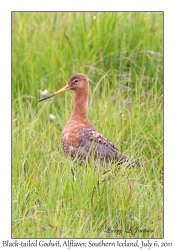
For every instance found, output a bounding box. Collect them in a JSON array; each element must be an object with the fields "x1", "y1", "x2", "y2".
[{"x1": 38, "y1": 73, "x2": 140, "y2": 168}]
